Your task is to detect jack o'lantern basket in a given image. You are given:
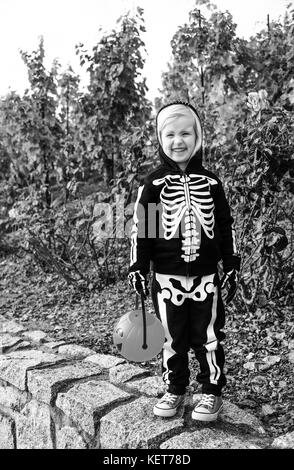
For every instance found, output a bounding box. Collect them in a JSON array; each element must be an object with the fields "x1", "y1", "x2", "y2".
[{"x1": 113, "y1": 293, "x2": 165, "y2": 362}]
